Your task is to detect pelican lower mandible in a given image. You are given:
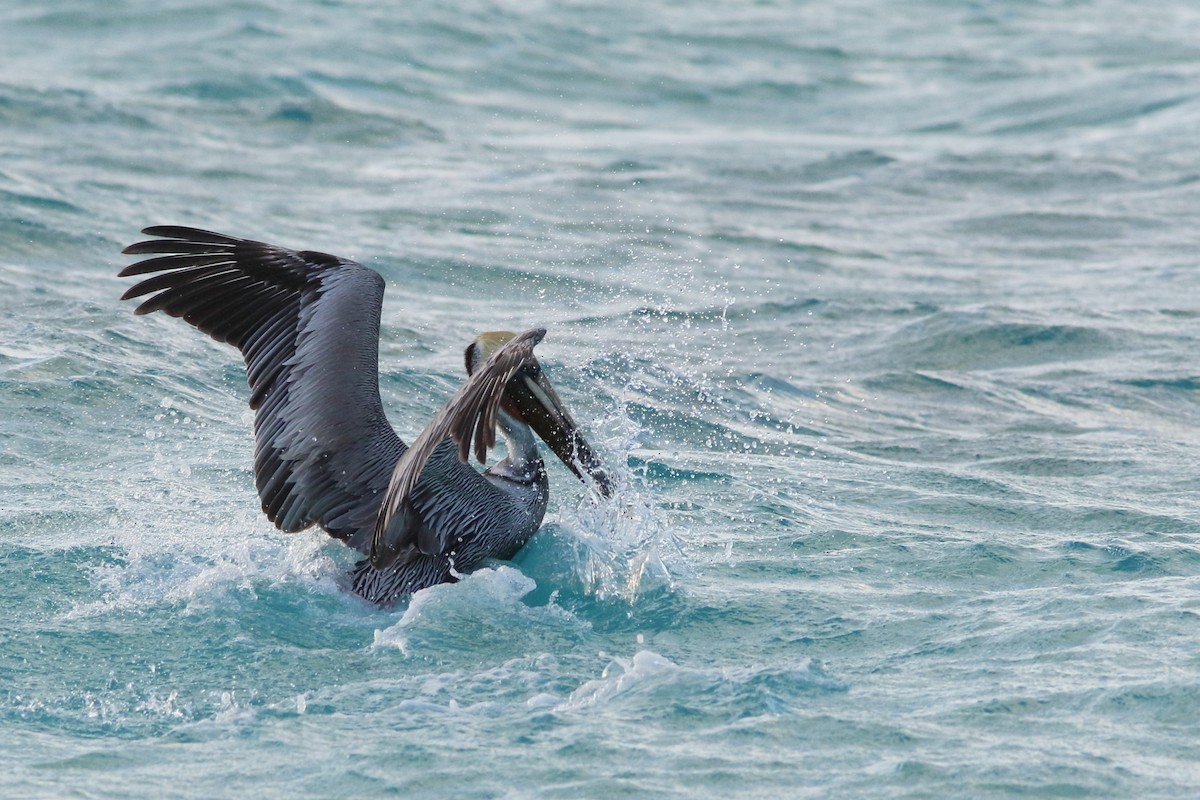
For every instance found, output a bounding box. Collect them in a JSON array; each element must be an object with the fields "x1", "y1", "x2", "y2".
[{"x1": 119, "y1": 226, "x2": 611, "y2": 605}]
